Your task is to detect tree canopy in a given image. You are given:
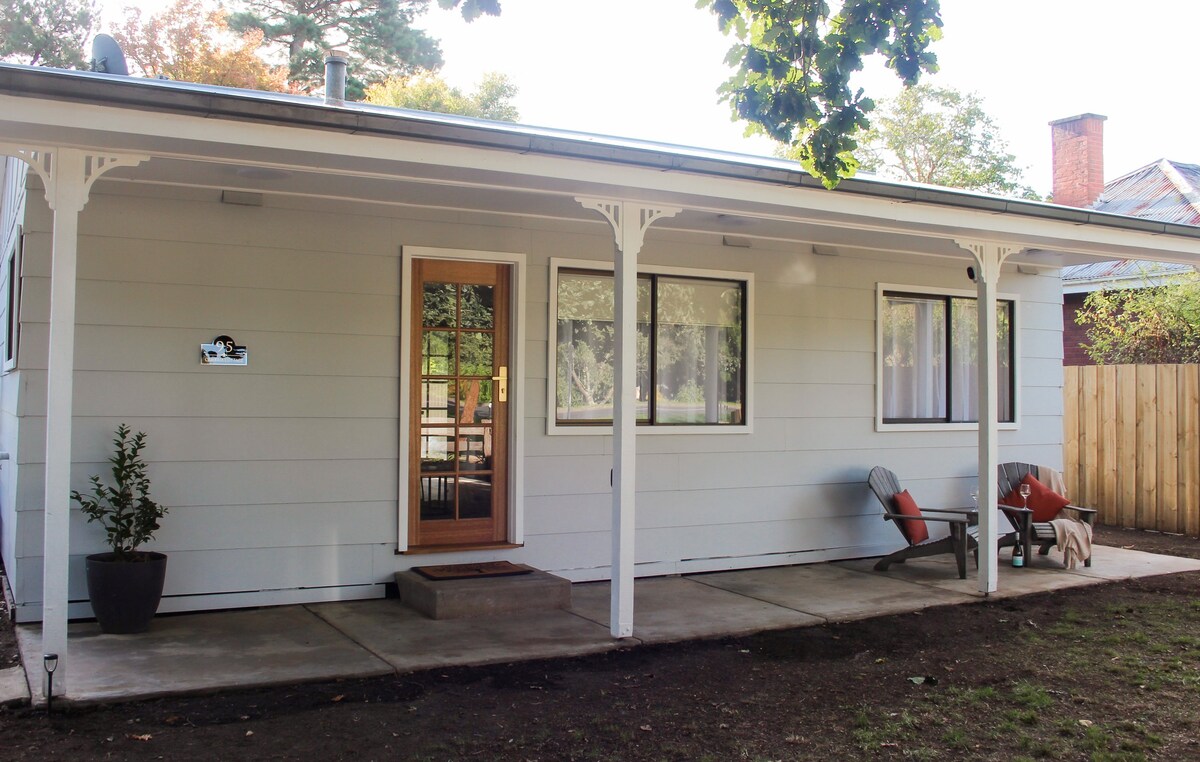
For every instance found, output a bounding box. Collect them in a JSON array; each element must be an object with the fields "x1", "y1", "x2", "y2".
[
  {"x1": 845, "y1": 84, "x2": 1038, "y2": 198},
  {"x1": 701, "y1": 0, "x2": 942, "y2": 188},
  {"x1": 227, "y1": 0, "x2": 499, "y2": 99},
  {"x1": 114, "y1": 0, "x2": 289, "y2": 91},
  {"x1": 364, "y1": 71, "x2": 518, "y2": 120},
  {"x1": 1076, "y1": 272, "x2": 1200, "y2": 365},
  {"x1": 0, "y1": 0, "x2": 96, "y2": 68}
]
